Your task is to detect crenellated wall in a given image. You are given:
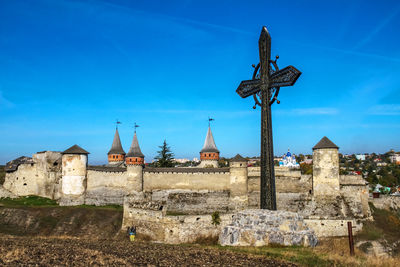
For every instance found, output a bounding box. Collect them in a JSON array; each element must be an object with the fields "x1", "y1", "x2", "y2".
[
  {"x1": 143, "y1": 168, "x2": 230, "y2": 191},
  {"x1": 85, "y1": 168, "x2": 129, "y2": 205}
]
